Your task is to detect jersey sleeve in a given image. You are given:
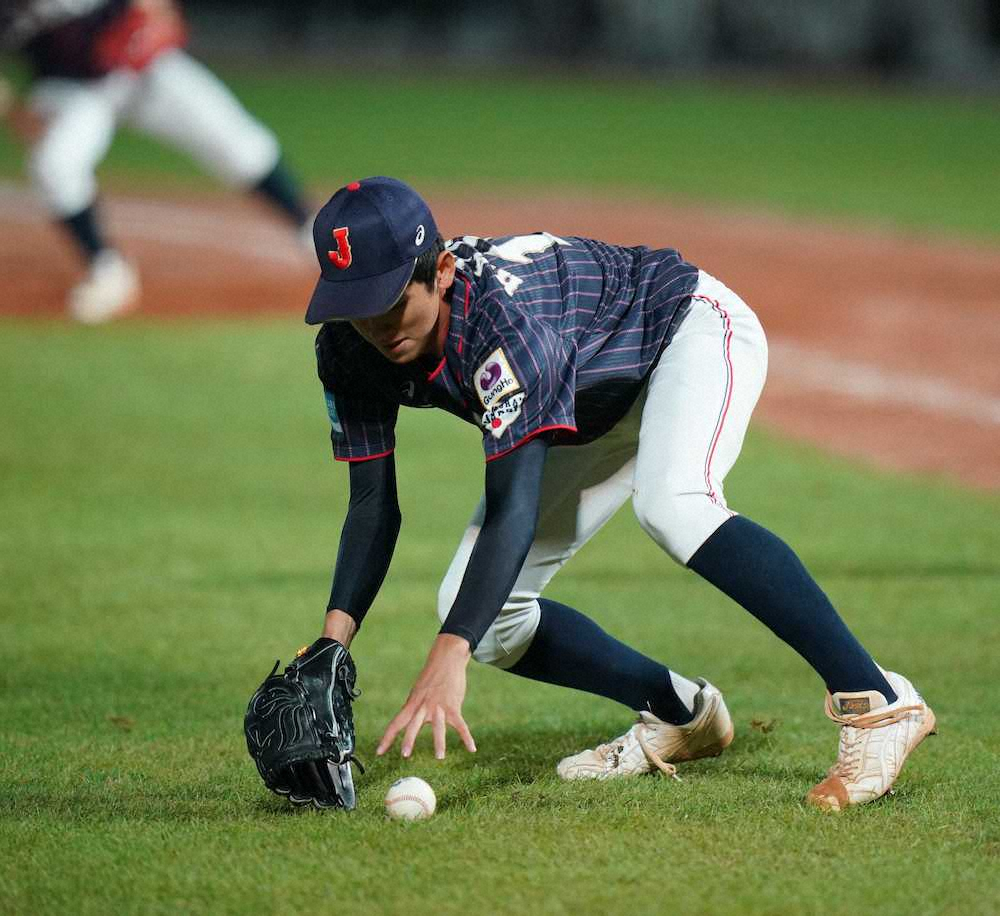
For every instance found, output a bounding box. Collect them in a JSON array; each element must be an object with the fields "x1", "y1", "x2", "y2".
[
  {"x1": 316, "y1": 328, "x2": 399, "y2": 462},
  {"x1": 321, "y1": 383, "x2": 399, "y2": 462},
  {"x1": 464, "y1": 294, "x2": 576, "y2": 460}
]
